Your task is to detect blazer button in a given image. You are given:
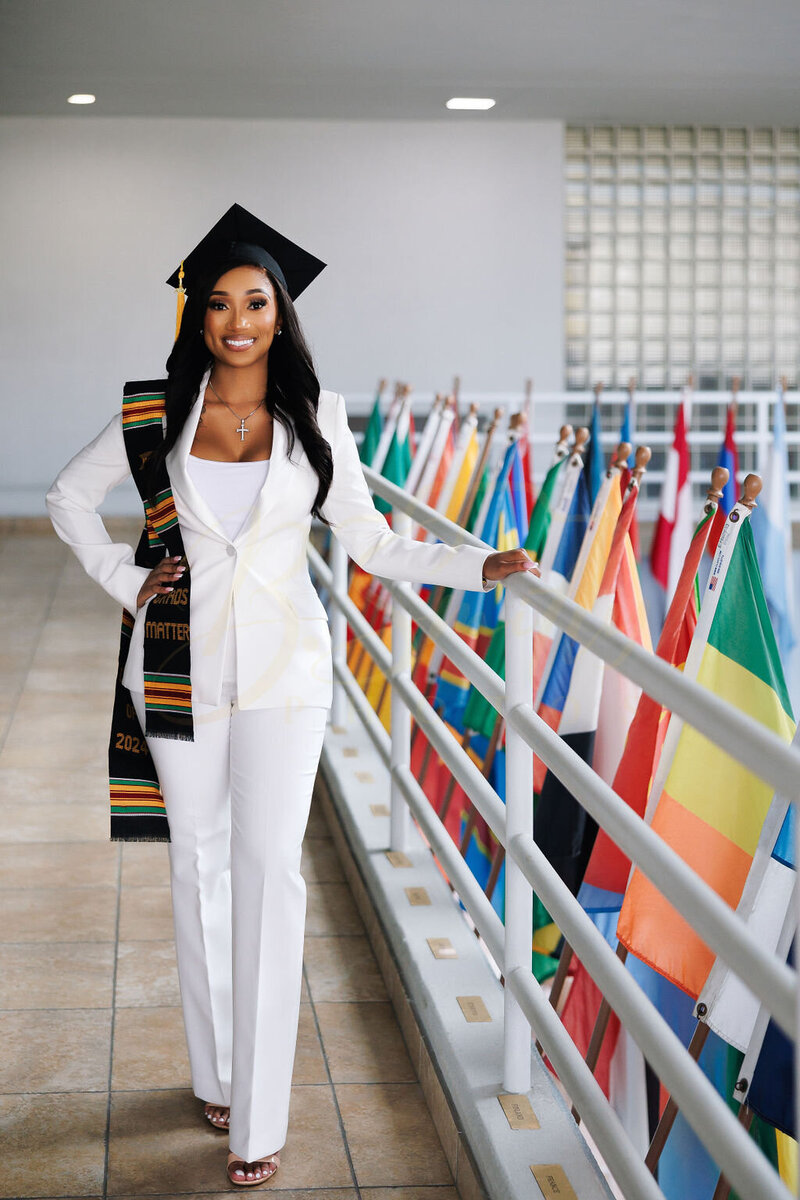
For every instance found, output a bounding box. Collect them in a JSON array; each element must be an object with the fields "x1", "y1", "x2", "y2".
[{"x1": 226, "y1": 545, "x2": 236, "y2": 557}]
